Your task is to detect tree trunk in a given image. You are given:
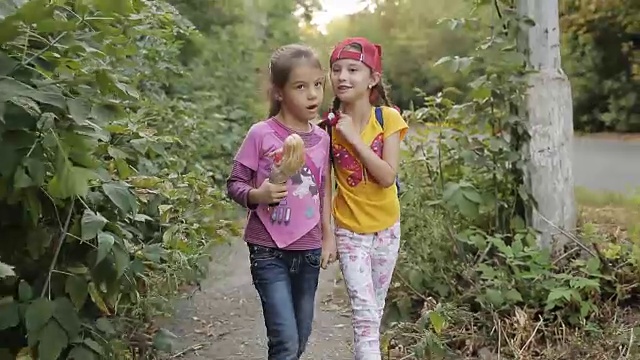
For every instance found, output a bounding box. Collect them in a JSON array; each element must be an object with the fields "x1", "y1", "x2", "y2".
[{"x1": 517, "y1": 0, "x2": 577, "y2": 249}]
